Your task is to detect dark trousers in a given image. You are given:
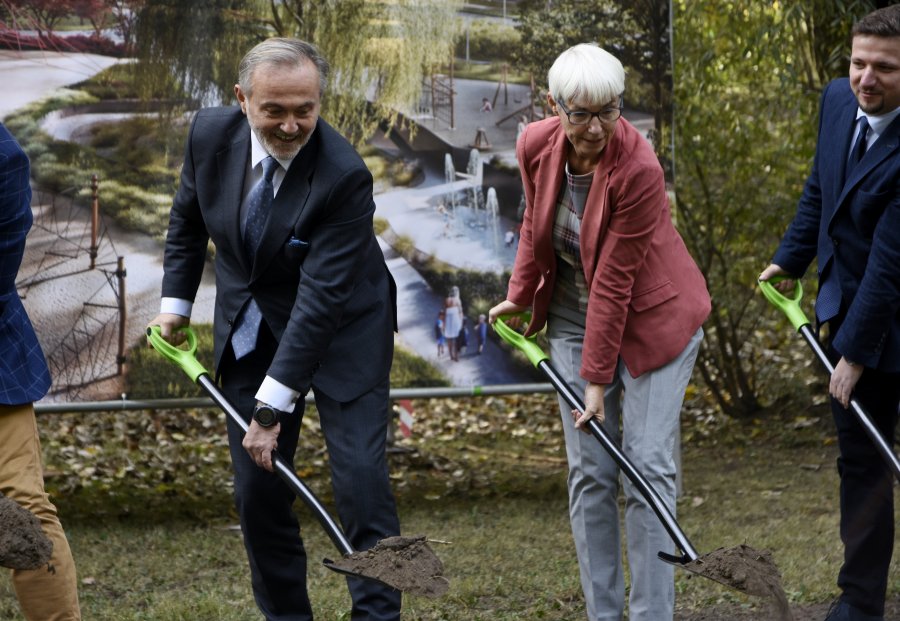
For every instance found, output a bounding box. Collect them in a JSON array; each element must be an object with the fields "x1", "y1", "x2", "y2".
[
  {"x1": 828, "y1": 343, "x2": 900, "y2": 616},
  {"x1": 219, "y1": 325, "x2": 401, "y2": 621}
]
